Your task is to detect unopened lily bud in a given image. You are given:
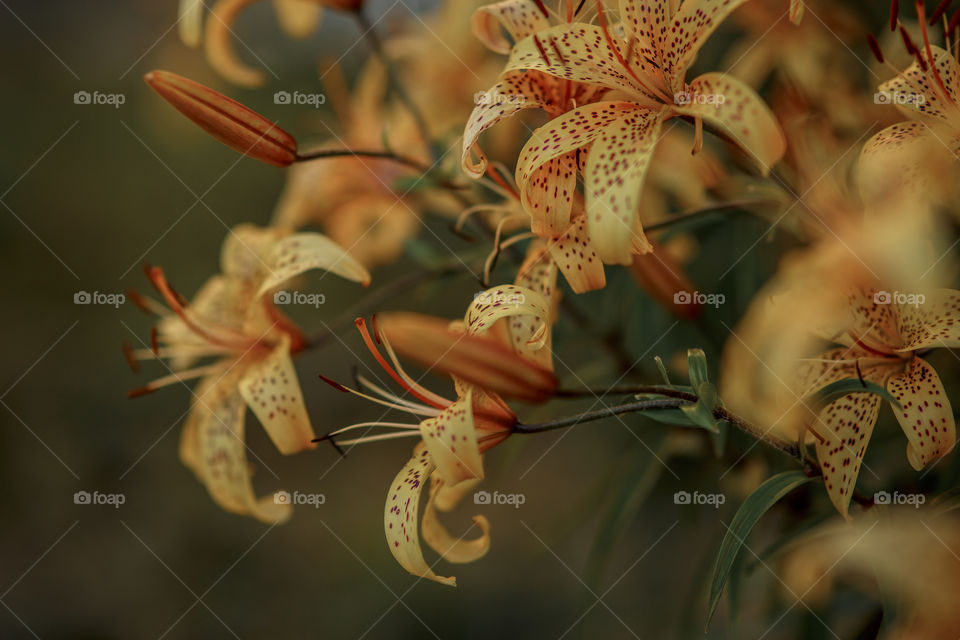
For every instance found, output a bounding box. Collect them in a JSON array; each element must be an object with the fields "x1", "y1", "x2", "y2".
[
  {"x1": 378, "y1": 312, "x2": 558, "y2": 404},
  {"x1": 628, "y1": 240, "x2": 701, "y2": 320},
  {"x1": 144, "y1": 70, "x2": 297, "y2": 167}
]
